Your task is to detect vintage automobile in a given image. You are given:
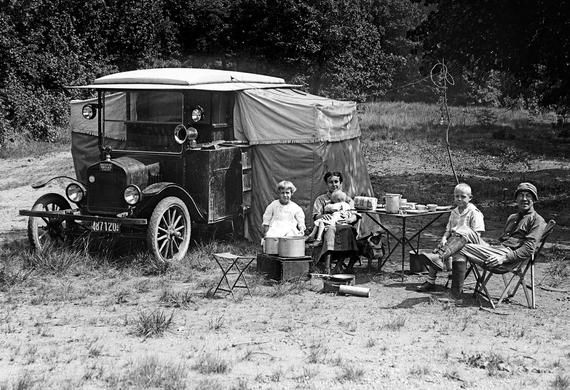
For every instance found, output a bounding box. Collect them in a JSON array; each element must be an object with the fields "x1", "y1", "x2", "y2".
[
  {"x1": 19, "y1": 69, "x2": 296, "y2": 262},
  {"x1": 19, "y1": 68, "x2": 373, "y2": 263}
]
